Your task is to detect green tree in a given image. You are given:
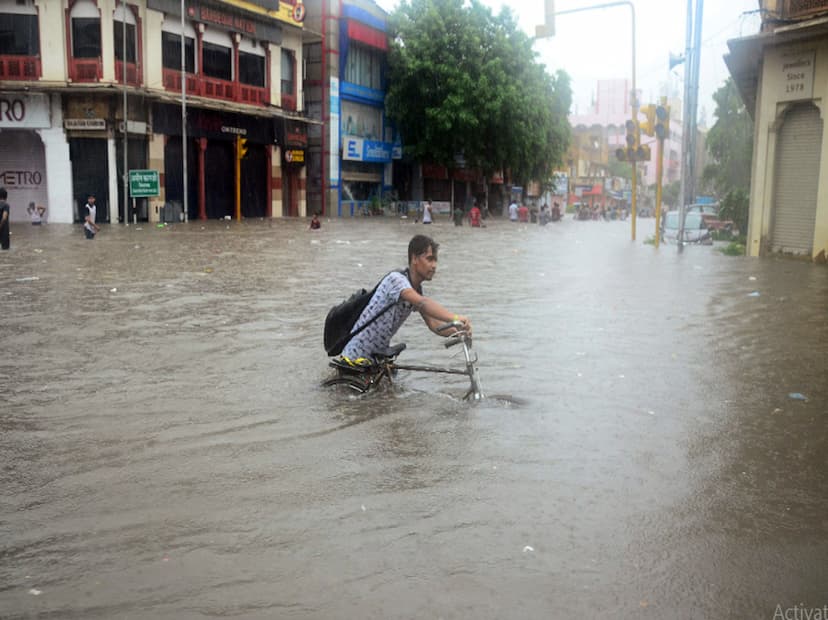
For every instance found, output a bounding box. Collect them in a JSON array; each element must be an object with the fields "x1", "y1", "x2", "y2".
[
  {"x1": 703, "y1": 78, "x2": 753, "y2": 232},
  {"x1": 386, "y1": 0, "x2": 571, "y2": 185},
  {"x1": 662, "y1": 180, "x2": 681, "y2": 208}
]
